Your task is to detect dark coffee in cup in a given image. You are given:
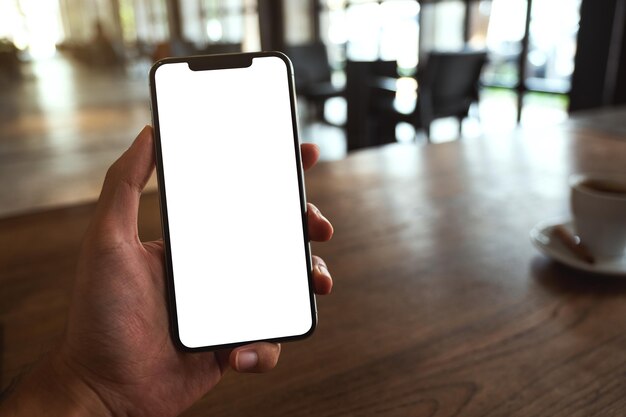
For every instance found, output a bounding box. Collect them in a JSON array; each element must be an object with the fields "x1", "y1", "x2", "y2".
[{"x1": 578, "y1": 179, "x2": 626, "y2": 196}]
